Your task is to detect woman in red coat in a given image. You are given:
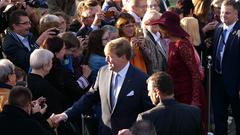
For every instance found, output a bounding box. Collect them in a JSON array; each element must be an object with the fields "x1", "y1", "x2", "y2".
[{"x1": 148, "y1": 11, "x2": 207, "y2": 134}]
